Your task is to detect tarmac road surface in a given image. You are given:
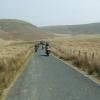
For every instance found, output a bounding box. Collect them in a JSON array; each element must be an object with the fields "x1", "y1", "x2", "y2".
[{"x1": 6, "y1": 46, "x2": 100, "y2": 100}]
